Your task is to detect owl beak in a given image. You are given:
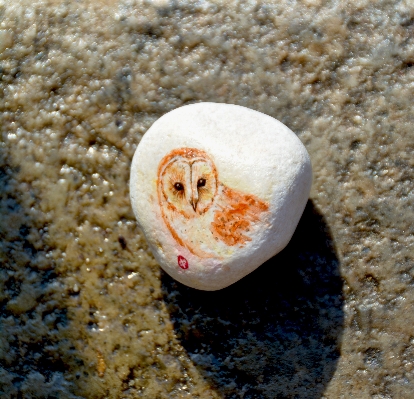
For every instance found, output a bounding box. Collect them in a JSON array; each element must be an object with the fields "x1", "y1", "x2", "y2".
[
  {"x1": 190, "y1": 189, "x2": 198, "y2": 212},
  {"x1": 190, "y1": 198, "x2": 198, "y2": 212}
]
